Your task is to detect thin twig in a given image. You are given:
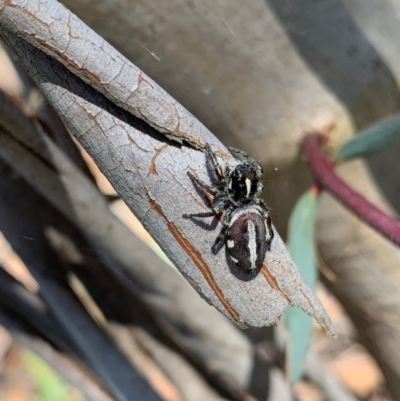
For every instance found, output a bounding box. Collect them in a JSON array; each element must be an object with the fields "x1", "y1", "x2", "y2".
[{"x1": 302, "y1": 133, "x2": 400, "y2": 247}]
